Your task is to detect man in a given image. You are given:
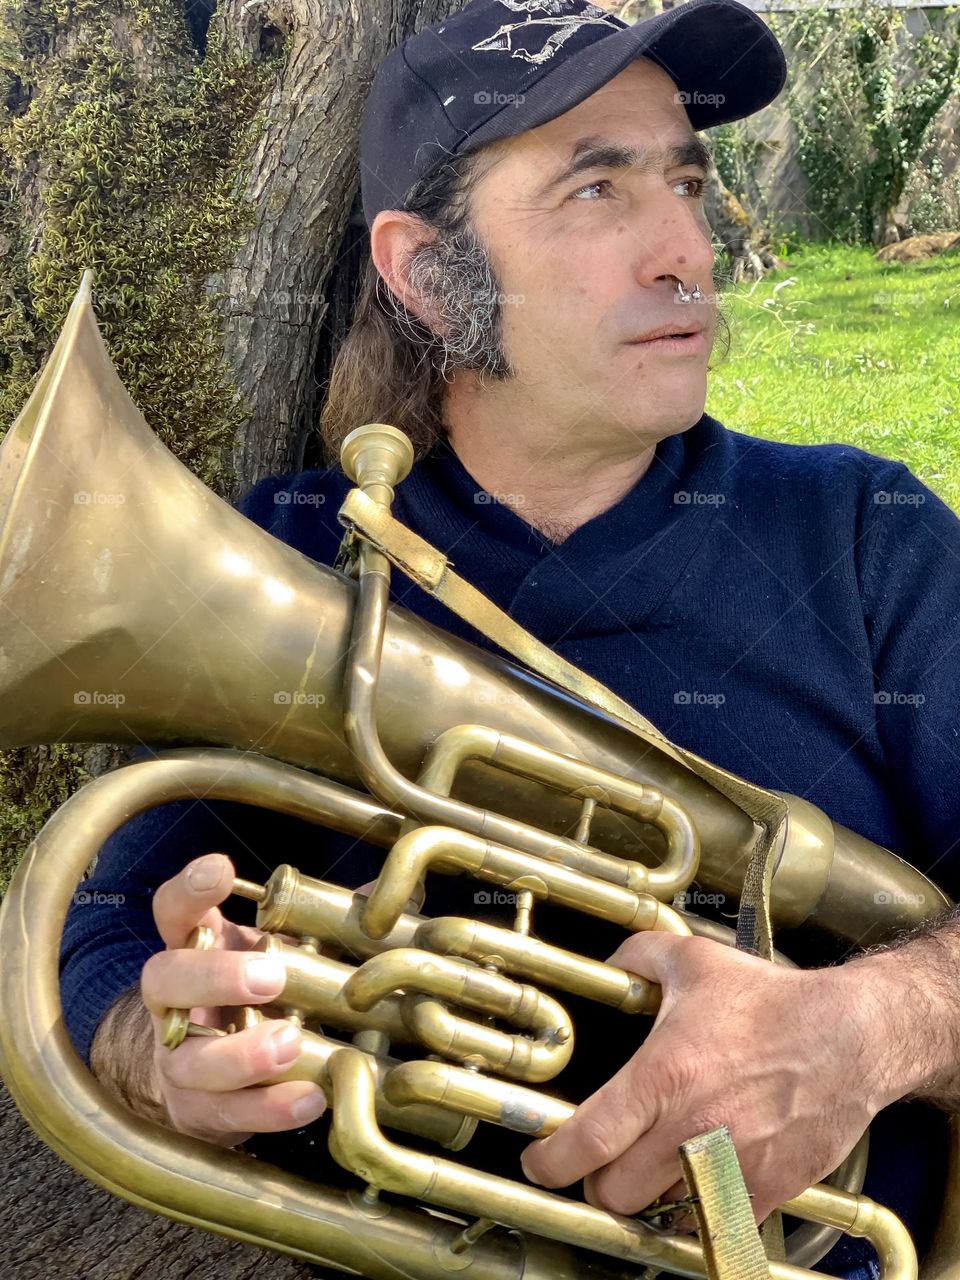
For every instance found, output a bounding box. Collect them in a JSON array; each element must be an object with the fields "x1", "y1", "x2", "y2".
[{"x1": 60, "y1": 2, "x2": 960, "y2": 1278}]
